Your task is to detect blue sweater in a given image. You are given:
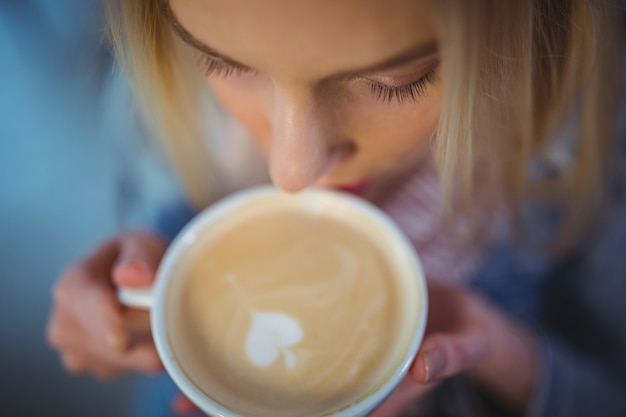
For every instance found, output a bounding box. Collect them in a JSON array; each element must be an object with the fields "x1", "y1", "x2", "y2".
[{"x1": 420, "y1": 113, "x2": 626, "y2": 417}]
